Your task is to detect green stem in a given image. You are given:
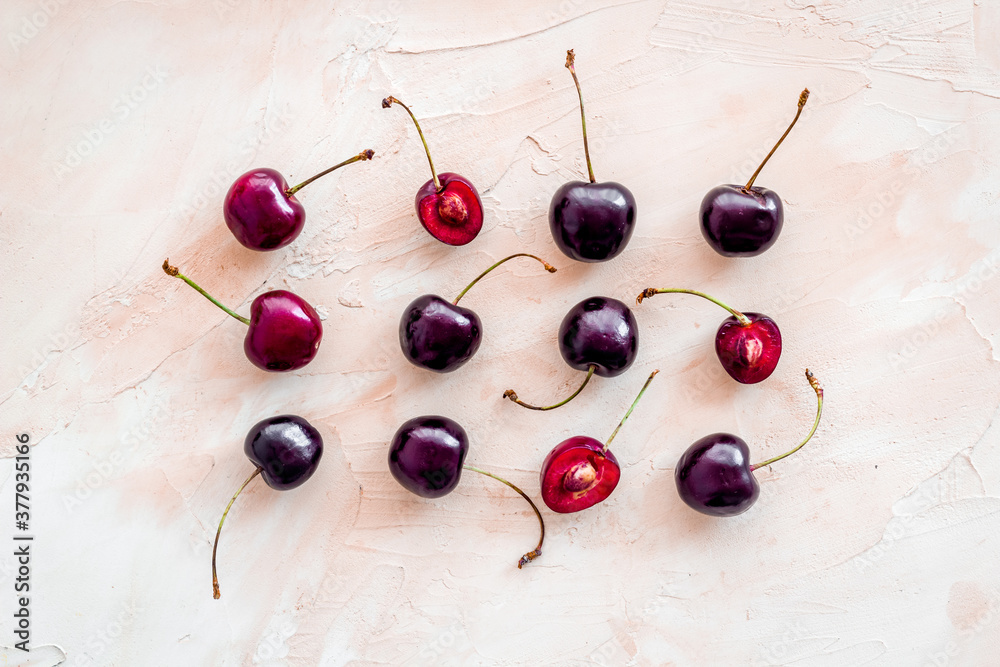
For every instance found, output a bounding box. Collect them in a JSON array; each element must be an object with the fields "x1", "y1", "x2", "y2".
[
  {"x1": 163, "y1": 260, "x2": 250, "y2": 326},
  {"x1": 565, "y1": 49, "x2": 596, "y2": 184},
  {"x1": 463, "y1": 465, "x2": 545, "y2": 569},
  {"x1": 503, "y1": 365, "x2": 595, "y2": 411},
  {"x1": 750, "y1": 369, "x2": 824, "y2": 471},
  {"x1": 453, "y1": 254, "x2": 556, "y2": 305},
  {"x1": 285, "y1": 149, "x2": 374, "y2": 196},
  {"x1": 383, "y1": 96, "x2": 441, "y2": 191},
  {"x1": 636, "y1": 288, "x2": 751, "y2": 327},
  {"x1": 745, "y1": 88, "x2": 810, "y2": 190},
  {"x1": 212, "y1": 466, "x2": 263, "y2": 599},
  {"x1": 603, "y1": 369, "x2": 659, "y2": 454}
]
